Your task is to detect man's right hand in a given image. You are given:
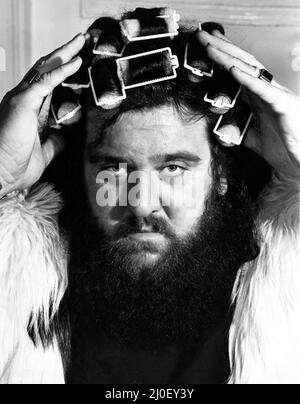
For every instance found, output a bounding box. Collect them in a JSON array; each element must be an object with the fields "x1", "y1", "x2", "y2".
[{"x1": 0, "y1": 33, "x2": 86, "y2": 198}]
